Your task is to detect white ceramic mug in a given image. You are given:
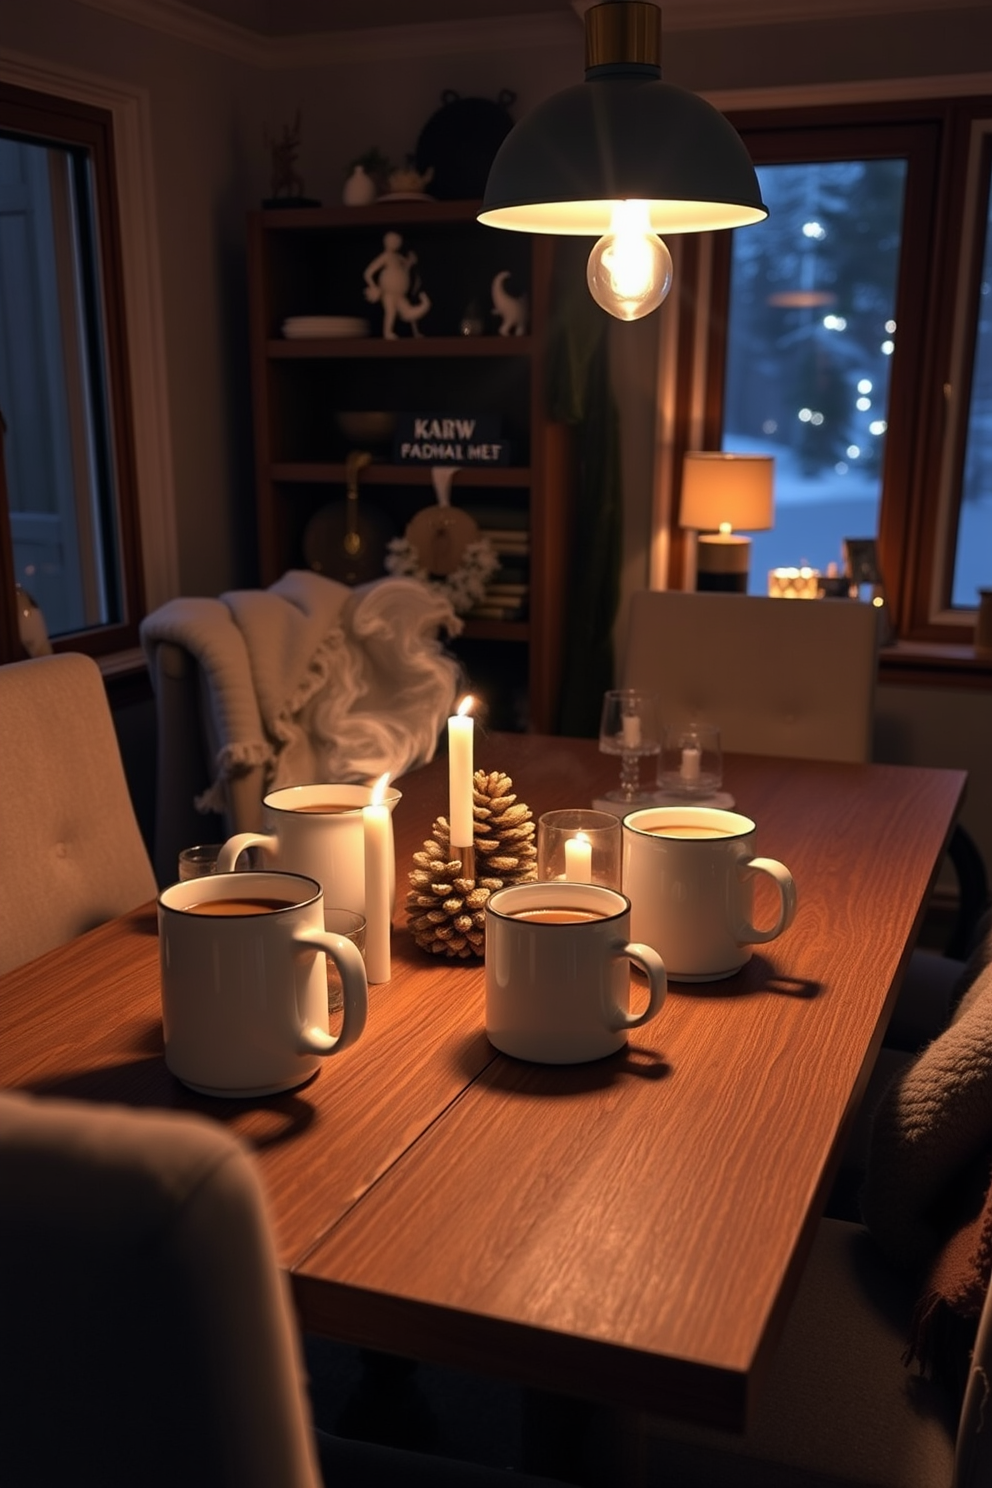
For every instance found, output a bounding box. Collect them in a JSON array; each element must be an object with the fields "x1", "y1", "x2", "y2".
[
  {"x1": 158, "y1": 870, "x2": 368, "y2": 1097},
  {"x1": 217, "y1": 783, "x2": 401, "y2": 916},
  {"x1": 485, "y1": 882, "x2": 667, "y2": 1064},
  {"x1": 622, "y1": 806, "x2": 797, "y2": 982}
]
